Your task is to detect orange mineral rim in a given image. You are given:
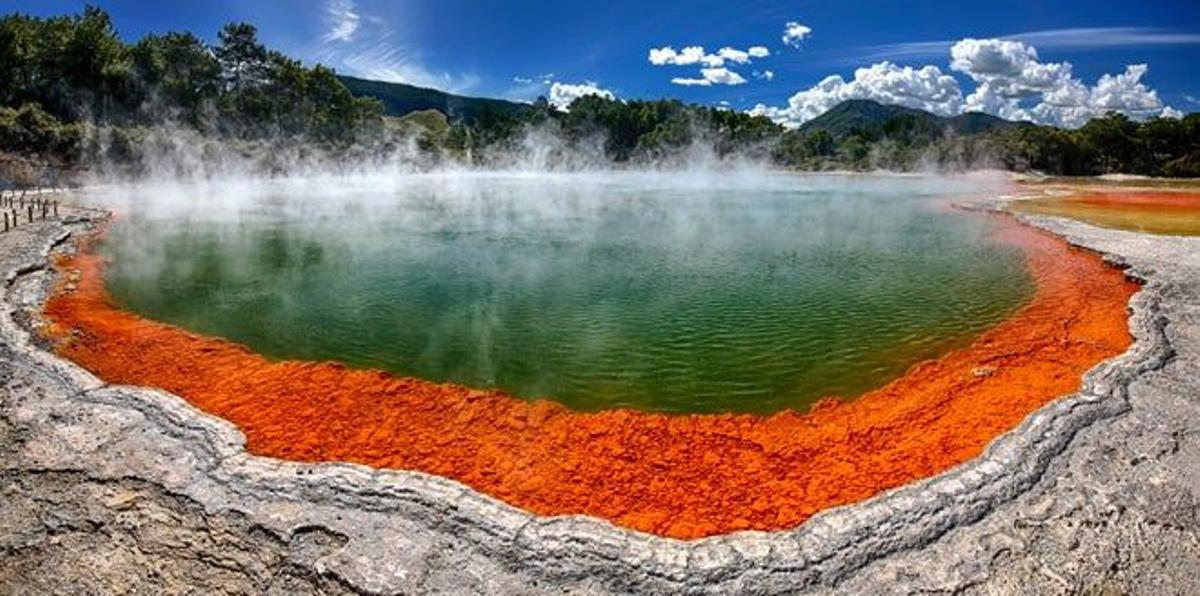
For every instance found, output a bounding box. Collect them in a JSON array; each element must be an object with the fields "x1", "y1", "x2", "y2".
[{"x1": 43, "y1": 211, "x2": 1137, "y2": 539}]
